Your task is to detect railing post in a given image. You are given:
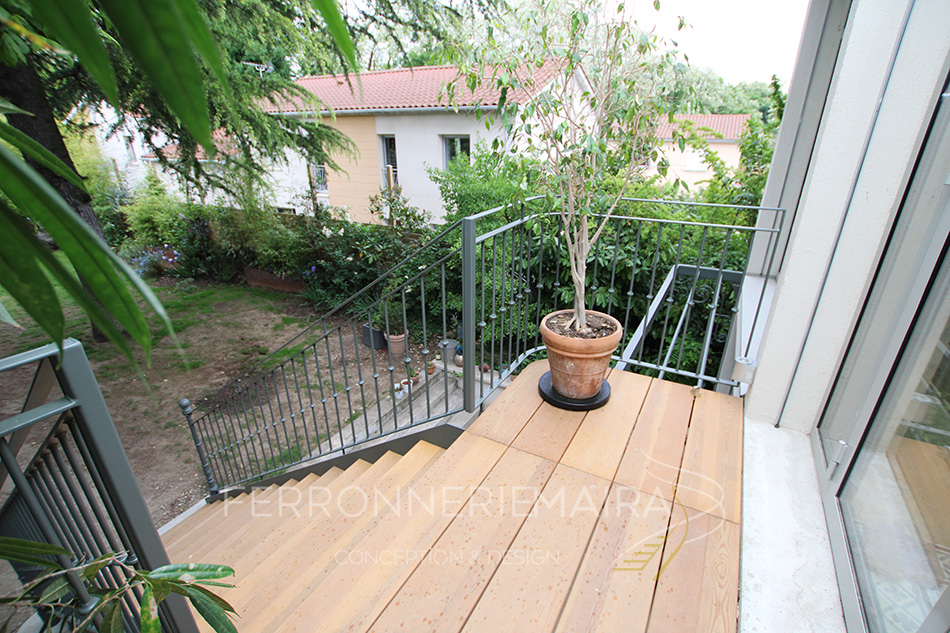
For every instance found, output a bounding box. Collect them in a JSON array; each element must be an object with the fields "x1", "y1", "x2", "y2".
[
  {"x1": 179, "y1": 399, "x2": 218, "y2": 494},
  {"x1": 462, "y1": 217, "x2": 477, "y2": 413}
]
